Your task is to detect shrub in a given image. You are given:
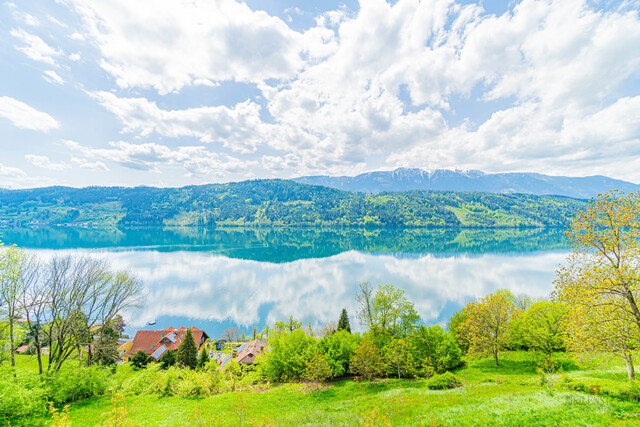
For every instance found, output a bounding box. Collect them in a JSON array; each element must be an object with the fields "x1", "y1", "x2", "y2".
[
  {"x1": 159, "y1": 350, "x2": 176, "y2": 369},
  {"x1": 173, "y1": 369, "x2": 222, "y2": 397},
  {"x1": 48, "y1": 365, "x2": 110, "y2": 404},
  {"x1": 427, "y1": 372, "x2": 461, "y2": 390},
  {"x1": 120, "y1": 364, "x2": 163, "y2": 395},
  {"x1": 131, "y1": 350, "x2": 149, "y2": 370},
  {"x1": 258, "y1": 329, "x2": 317, "y2": 382},
  {"x1": 0, "y1": 366, "x2": 48, "y2": 420},
  {"x1": 351, "y1": 337, "x2": 386, "y2": 382},
  {"x1": 412, "y1": 325, "x2": 462, "y2": 374},
  {"x1": 317, "y1": 330, "x2": 360, "y2": 377}
]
